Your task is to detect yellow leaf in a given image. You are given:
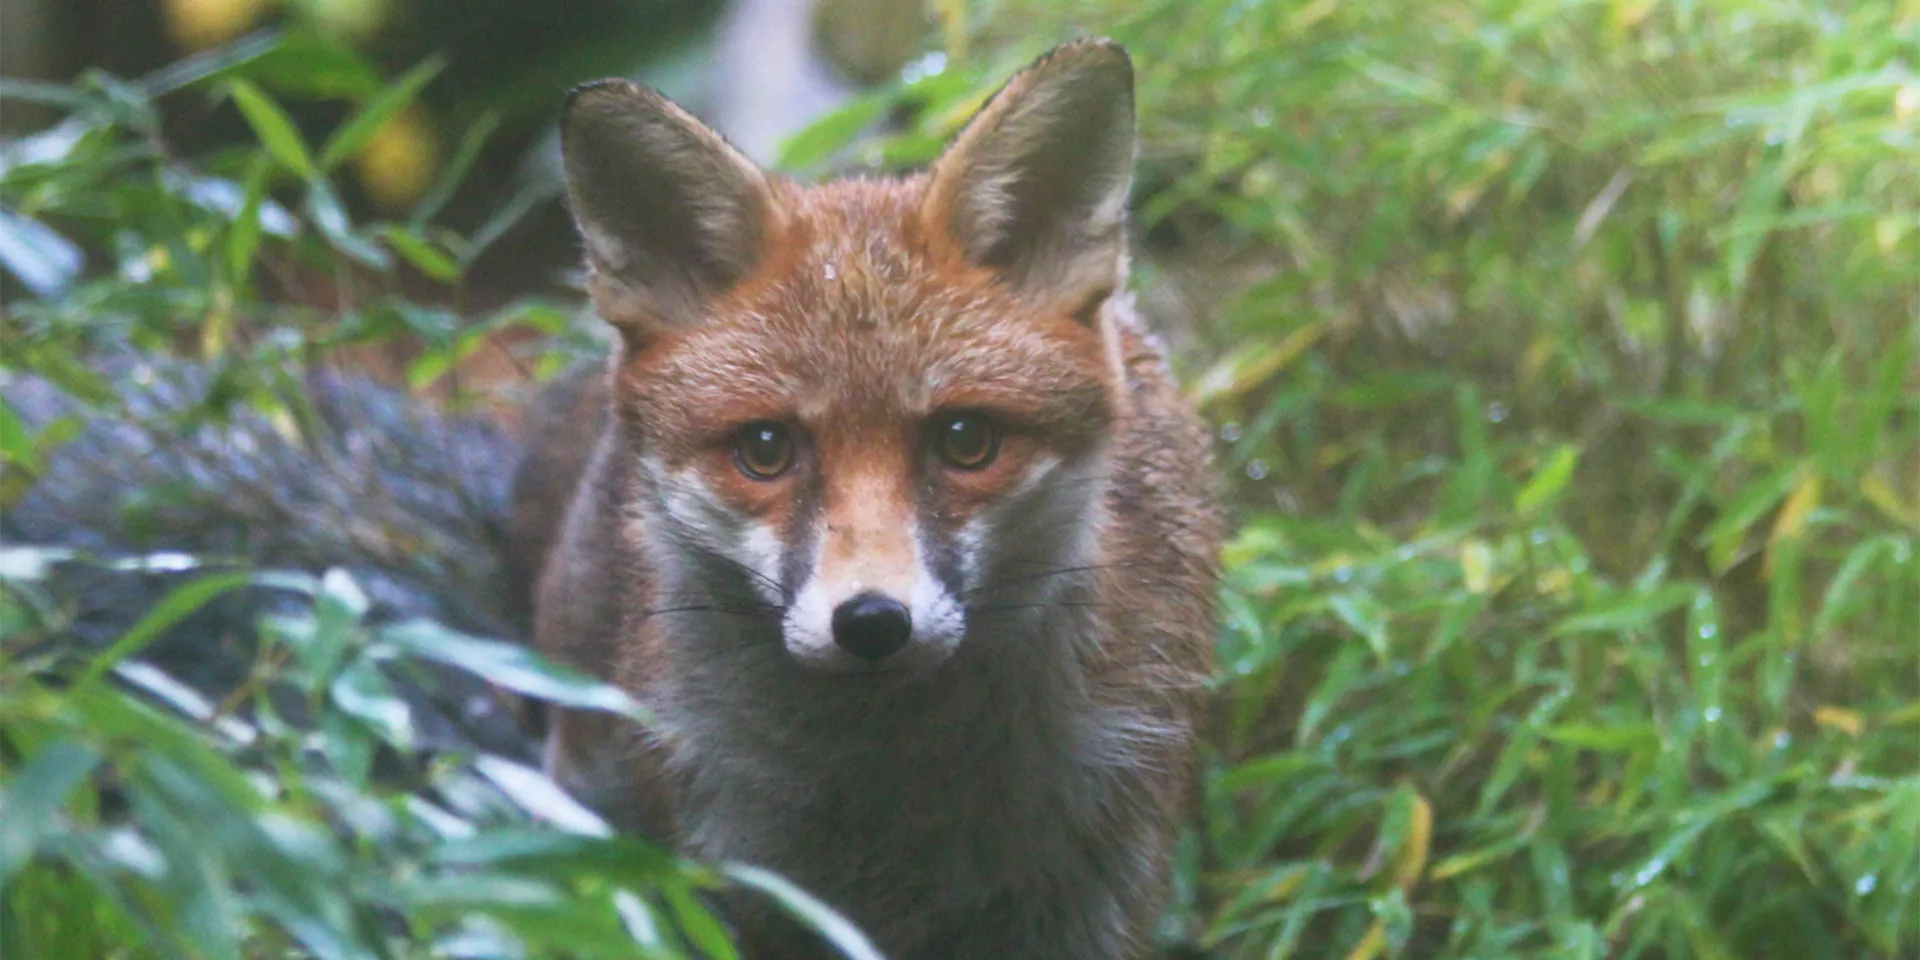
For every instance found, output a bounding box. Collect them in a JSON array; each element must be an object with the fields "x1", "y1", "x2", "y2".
[
  {"x1": 1881, "y1": 701, "x2": 1920, "y2": 727},
  {"x1": 1860, "y1": 474, "x2": 1920, "y2": 532},
  {"x1": 1392, "y1": 792, "x2": 1433, "y2": 891},
  {"x1": 1264, "y1": 868, "x2": 1309, "y2": 902},
  {"x1": 1345, "y1": 921, "x2": 1389, "y2": 960},
  {"x1": 1537, "y1": 567, "x2": 1573, "y2": 598},
  {"x1": 200, "y1": 289, "x2": 233, "y2": 361},
  {"x1": 1814, "y1": 705, "x2": 1866, "y2": 738},
  {"x1": 1193, "y1": 323, "x2": 1326, "y2": 408},
  {"x1": 1520, "y1": 335, "x2": 1559, "y2": 387},
  {"x1": 1611, "y1": 0, "x2": 1658, "y2": 30},
  {"x1": 1461, "y1": 540, "x2": 1494, "y2": 594},
  {"x1": 935, "y1": 0, "x2": 968, "y2": 64},
  {"x1": 1764, "y1": 473, "x2": 1821, "y2": 579}
]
